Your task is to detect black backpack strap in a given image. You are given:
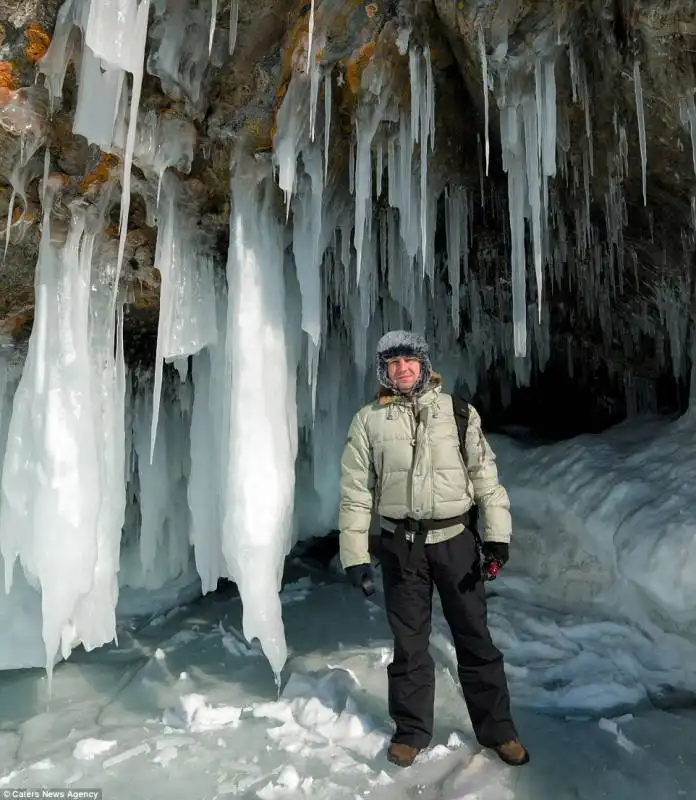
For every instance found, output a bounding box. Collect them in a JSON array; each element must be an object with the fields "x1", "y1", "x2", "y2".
[
  {"x1": 452, "y1": 394, "x2": 470, "y2": 465},
  {"x1": 452, "y1": 394, "x2": 480, "y2": 538}
]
